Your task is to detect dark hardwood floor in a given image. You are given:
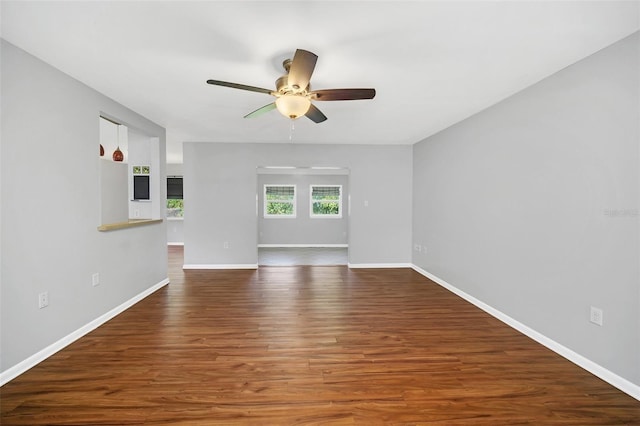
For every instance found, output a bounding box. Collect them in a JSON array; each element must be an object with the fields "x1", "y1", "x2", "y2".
[{"x1": 2, "y1": 246, "x2": 639, "y2": 424}]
